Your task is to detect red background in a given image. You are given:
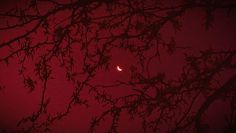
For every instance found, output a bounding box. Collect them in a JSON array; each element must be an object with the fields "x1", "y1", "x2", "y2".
[{"x1": 0, "y1": 0, "x2": 236, "y2": 132}]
